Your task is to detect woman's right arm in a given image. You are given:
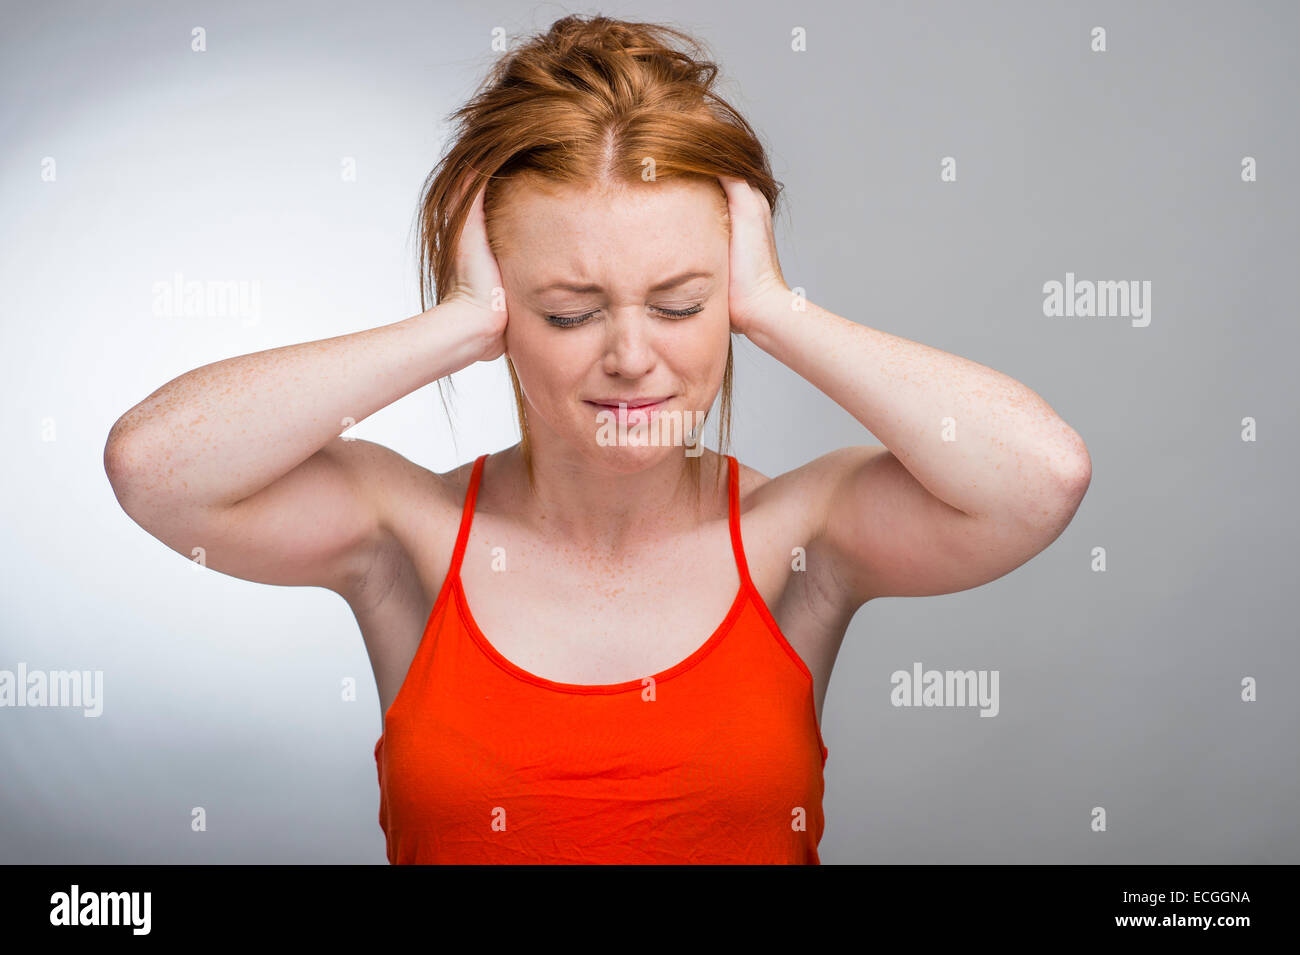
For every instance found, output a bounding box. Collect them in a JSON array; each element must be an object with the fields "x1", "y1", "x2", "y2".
[{"x1": 103, "y1": 298, "x2": 501, "y2": 604}]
